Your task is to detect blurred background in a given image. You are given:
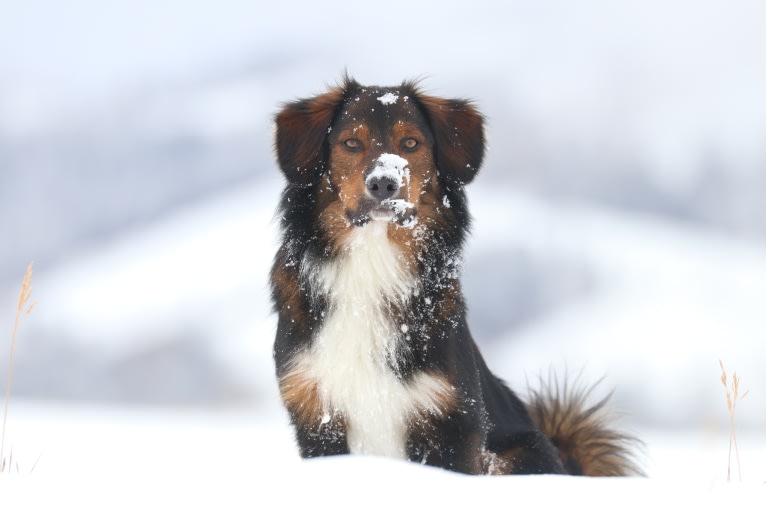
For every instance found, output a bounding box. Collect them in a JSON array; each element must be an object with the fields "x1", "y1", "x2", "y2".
[{"x1": 1, "y1": 0, "x2": 764, "y2": 435}]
